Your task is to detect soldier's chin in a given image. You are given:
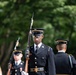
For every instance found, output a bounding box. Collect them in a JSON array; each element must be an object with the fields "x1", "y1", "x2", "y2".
[
  {"x1": 15, "y1": 59, "x2": 19, "y2": 61},
  {"x1": 35, "y1": 42, "x2": 40, "y2": 45}
]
